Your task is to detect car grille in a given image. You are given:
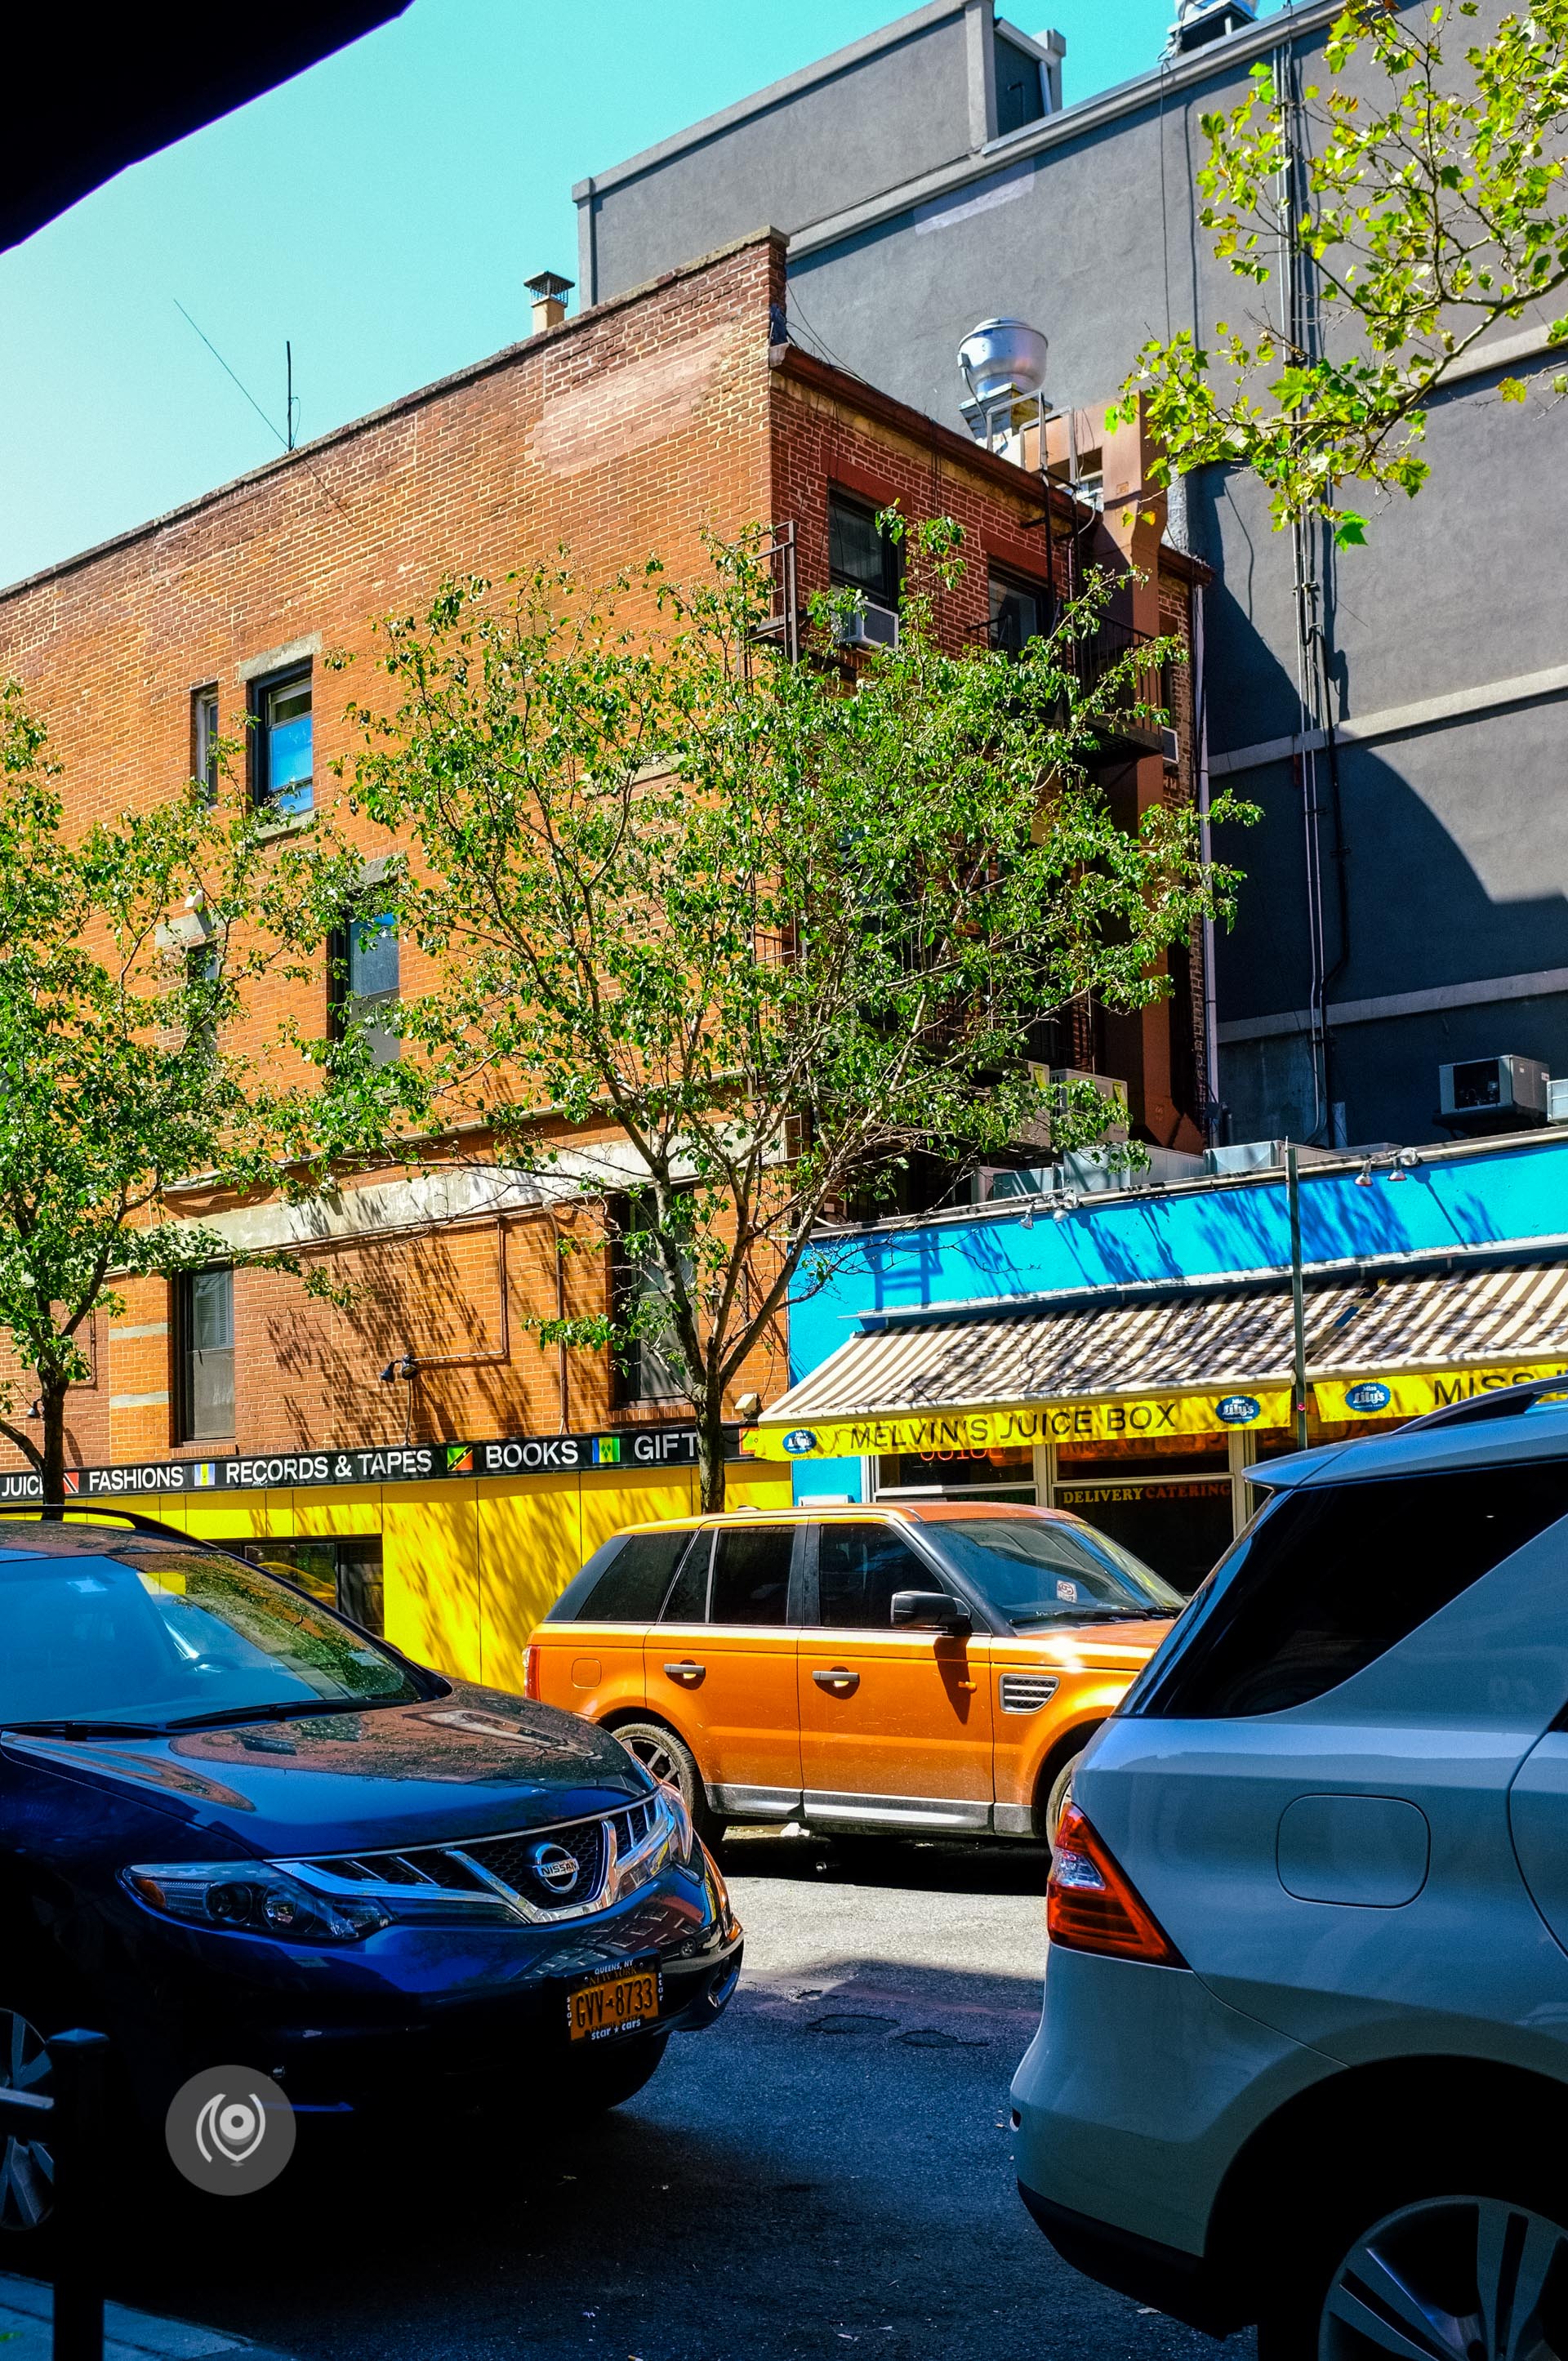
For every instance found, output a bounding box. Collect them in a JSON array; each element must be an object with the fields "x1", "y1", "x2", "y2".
[
  {"x1": 307, "y1": 1796, "x2": 659, "y2": 1917},
  {"x1": 999, "y1": 1673, "x2": 1059, "y2": 1716}
]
